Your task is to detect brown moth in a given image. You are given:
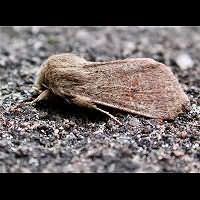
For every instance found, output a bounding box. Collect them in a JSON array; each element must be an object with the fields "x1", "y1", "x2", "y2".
[{"x1": 32, "y1": 53, "x2": 190, "y2": 125}]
